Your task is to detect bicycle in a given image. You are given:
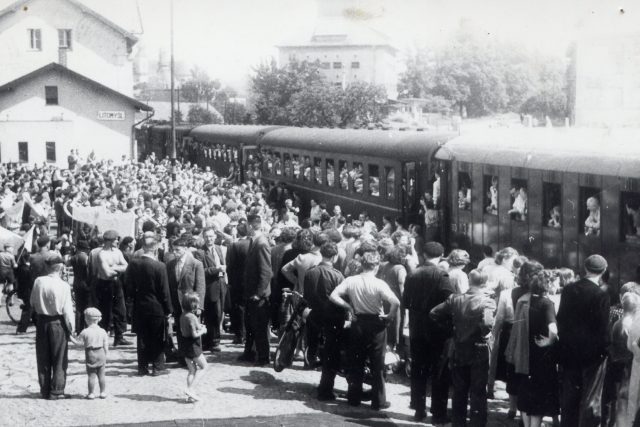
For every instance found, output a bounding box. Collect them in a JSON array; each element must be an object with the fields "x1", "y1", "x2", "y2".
[
  {"x1": 273, "y1": 289, "x2": 310, "y2": 372},
  {"x1": 2, "y1": 281, "x2": 23, "y2": 325}
]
